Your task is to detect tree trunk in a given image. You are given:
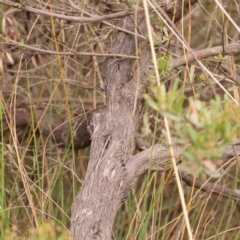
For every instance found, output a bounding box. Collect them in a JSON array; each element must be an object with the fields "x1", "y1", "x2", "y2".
[
  {"x1": 70, "y1": 1, "x2": 198, "y2": 239},
  {"x1": 70, "y1": 14, "x2": 148, "y2": 239}
]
